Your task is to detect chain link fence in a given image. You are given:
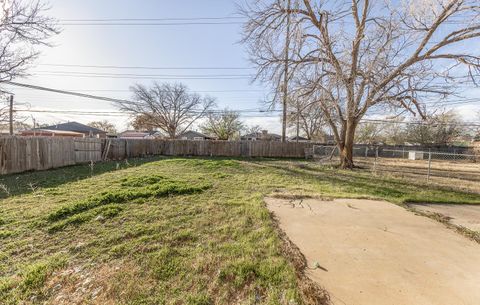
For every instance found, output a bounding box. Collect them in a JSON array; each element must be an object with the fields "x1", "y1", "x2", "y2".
[{"x1": 312, "y1": 145, "x2": 480, "y2": 191}]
